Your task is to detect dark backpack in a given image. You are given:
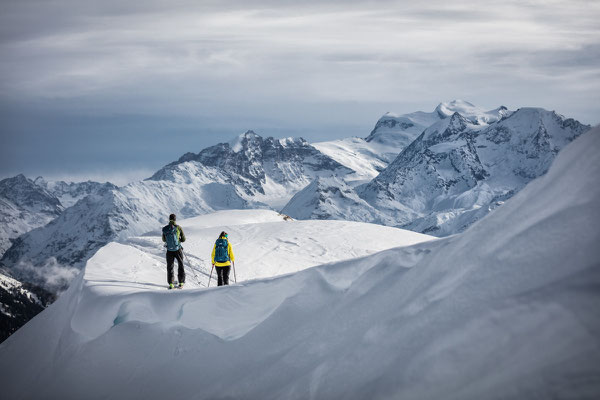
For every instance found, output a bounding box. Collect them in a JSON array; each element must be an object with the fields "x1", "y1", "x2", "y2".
[
  {"x1": 163, "y1": 224, "x2": 180, "y2": 251},
  {"x1": 214, "y1": 238, "x2": 230, "y2": 263}
]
